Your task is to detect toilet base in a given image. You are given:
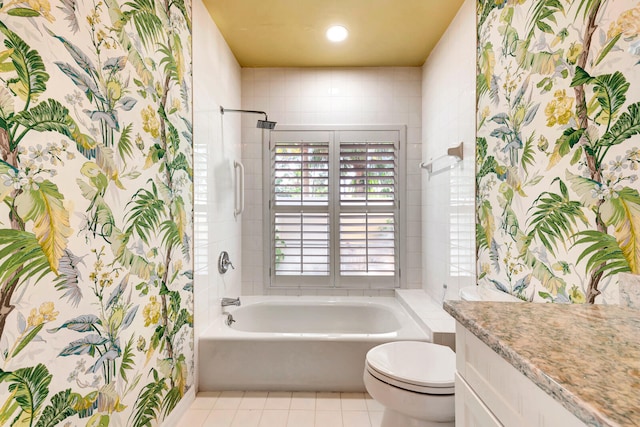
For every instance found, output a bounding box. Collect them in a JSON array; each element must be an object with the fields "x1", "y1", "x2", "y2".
[
  {"x1": 382, "y1": 409, "x2": 455, "y2": 427},
  {"x1": 363, "y1": 367, "x2": 454, "y2": 424}
]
